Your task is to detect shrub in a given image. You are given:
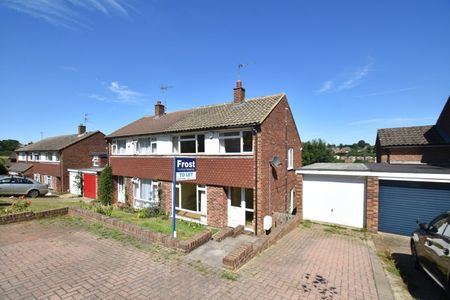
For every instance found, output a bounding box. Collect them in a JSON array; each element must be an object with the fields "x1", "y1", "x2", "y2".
[
  {"x1": 94, "y1": 204, "x2": 113, "y2": 216},
  {"x1": 98, "y1": 165, "x2": 113, "y2": 205},
  {"x1": 1, "y1": 200, "x2": 32, "y2": 215},
  {"x1": 136, "y1": 207, "x2": 166, "y2": 219}
]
